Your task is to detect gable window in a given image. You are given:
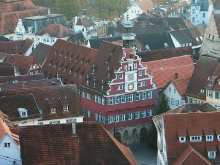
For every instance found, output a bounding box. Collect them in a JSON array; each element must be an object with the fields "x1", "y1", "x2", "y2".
[
  {"x1": 207, "y1": 90, "x2": 213, "y2": 98},
  {"x1": 116, "y1": 85, "x2": 124, "y2": 90},
  {"x1": 139, "y1": 71, "x2": 144, "y2": 76},
  {"x1": 115, "y1": 97, "x2": 120, "y2": 104},
  {"x1": 134, "y1": 63, "x2": 137, "y2": 69},
  {"x1": 167, "y1": 97, "x2": 170, "y2": 105},
  {"x1": 108, "y1": 98, "x2": 113, "y2": 105},
  {"x1": 118, "y1": 74, "x2": 123, "y2": 79},
  {"x1": 169, "y1": 87, "x2": 171, "y2": 92},
  {"x1": 121, "y1": 96, "x2": 125, "y2": 103},
  {"x1": 115, "y1": 115, "x2": 120, "y2": 122},
  {"x1": 174, "y1": 89, "x2": 176, "y2": 93},
  {"x1": 128, "y1": 95, "x2": 133, "y2": 102},
  {"x1": 206, "y1": 135, "x2": 214, "y2": 141},
  {"x1": 124, "y1": 65, "x2": 127, "y2": 71},
  {"x1": 179, "y1": 137, "x2": 186, "y2": 143},
  {"x1": 4, "y1": 143, "x2": 10, "y2": 148},
  {"x1": 51, "y1": 108, "x2": 56, "y2": 114},
  {"x1": 176, "y1": 100, "x2": 179, "y2": 106},
  {"x1": 171, "y1": 98, "x2": 175, "y2": 105},
  {"x1": 63, "y1": 106, "x2": 68, "y2": 112},
  {"x1": 190, "y1": 136, "x2": 202, "y2": 142},
  {"x1": 17, "y1": 108, "x2": 28, "y2": 118}
]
